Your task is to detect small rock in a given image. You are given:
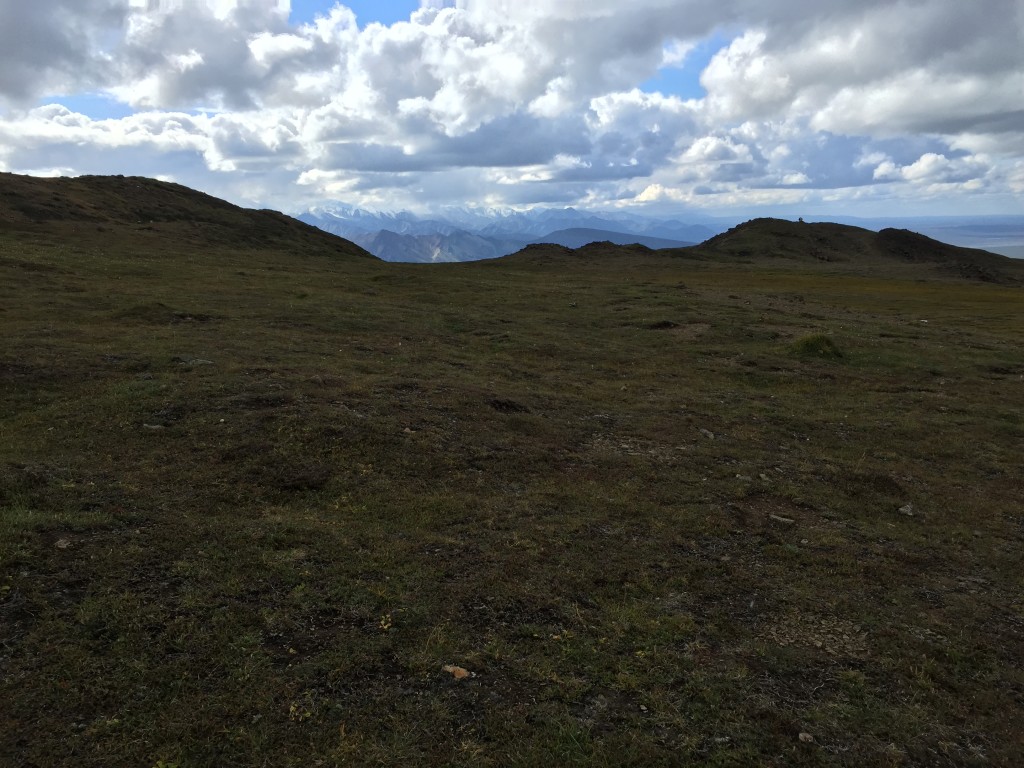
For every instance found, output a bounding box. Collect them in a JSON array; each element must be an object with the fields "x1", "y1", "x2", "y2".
[
  {"x1": 442, "y1": 664, "x2": 471, "y2": 681},
  {"x1": 898, "y1": 503, "x2": 915, "y2": 517},
  {"x1": 799, "y1": 732, "x2": 815, "y2": 743},
  {"x1": 699, "y1": 428, "x2": 715, "y2": 440},
  {"x1": 759, "y1": 473, "x2": 770, "y2": 481},
  {"x1": 769, "y1": 514, "x2": 796, "y2": 525},
  {"x1": 735, "y1": 474, "x2": 753, "y2": 482},
  {"x1": 55, "y1": 538, "x2": 71, "y2": 550}
]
